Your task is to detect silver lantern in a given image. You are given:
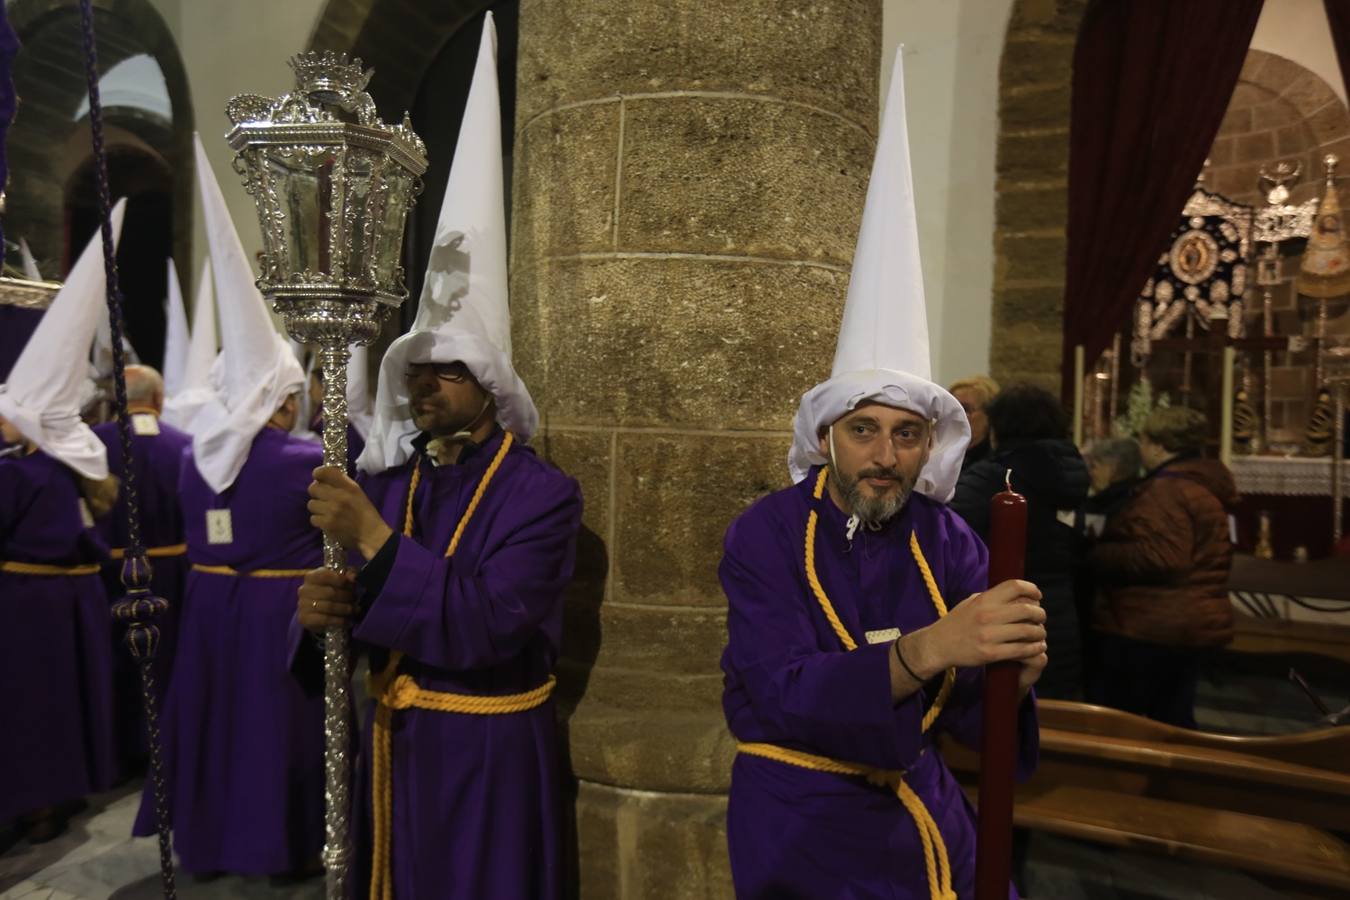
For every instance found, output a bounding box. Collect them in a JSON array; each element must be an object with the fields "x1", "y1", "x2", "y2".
[{"x1": 226, "y1": 51, "x2": 427, "y2": 899}]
